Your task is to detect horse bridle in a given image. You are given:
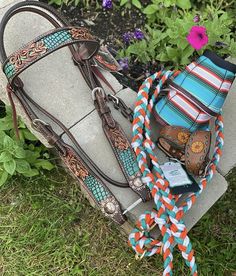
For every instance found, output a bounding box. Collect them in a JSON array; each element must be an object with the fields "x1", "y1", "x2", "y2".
[{"x1": 0, "y1": 1, "x2": 150, "y2": 224}]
